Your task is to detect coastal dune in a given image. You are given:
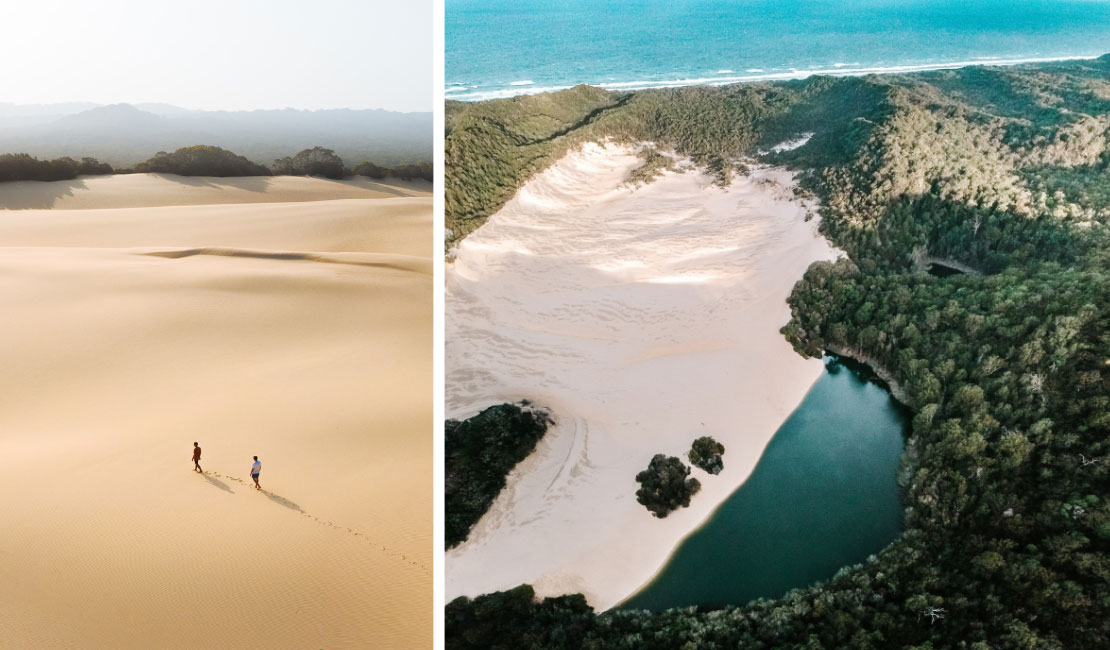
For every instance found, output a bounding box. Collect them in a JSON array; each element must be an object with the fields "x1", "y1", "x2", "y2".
[
  {"x1": 0, "y1": 172, "x2": 429, "y2": 210},
  {"x1": 446, "y1": 142, "x2": 840, "y2": 609},
  {"x1": 0, "y1": 175, "x2": 431, "y2": 649}
]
